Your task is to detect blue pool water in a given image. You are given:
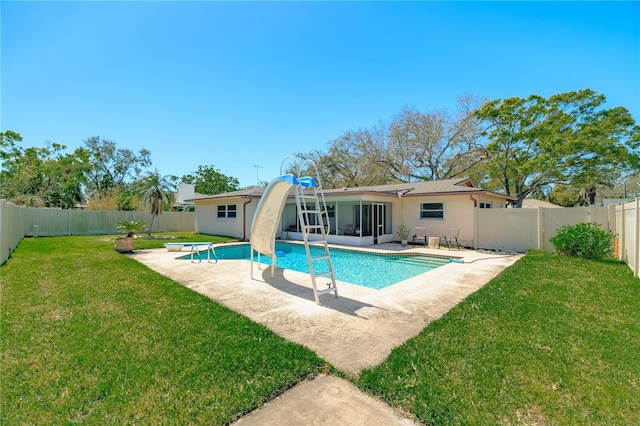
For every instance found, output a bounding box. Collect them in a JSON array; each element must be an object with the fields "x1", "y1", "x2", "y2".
[{"x1": 183, "y1": 242, "x2": 450, "y2": 290}]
